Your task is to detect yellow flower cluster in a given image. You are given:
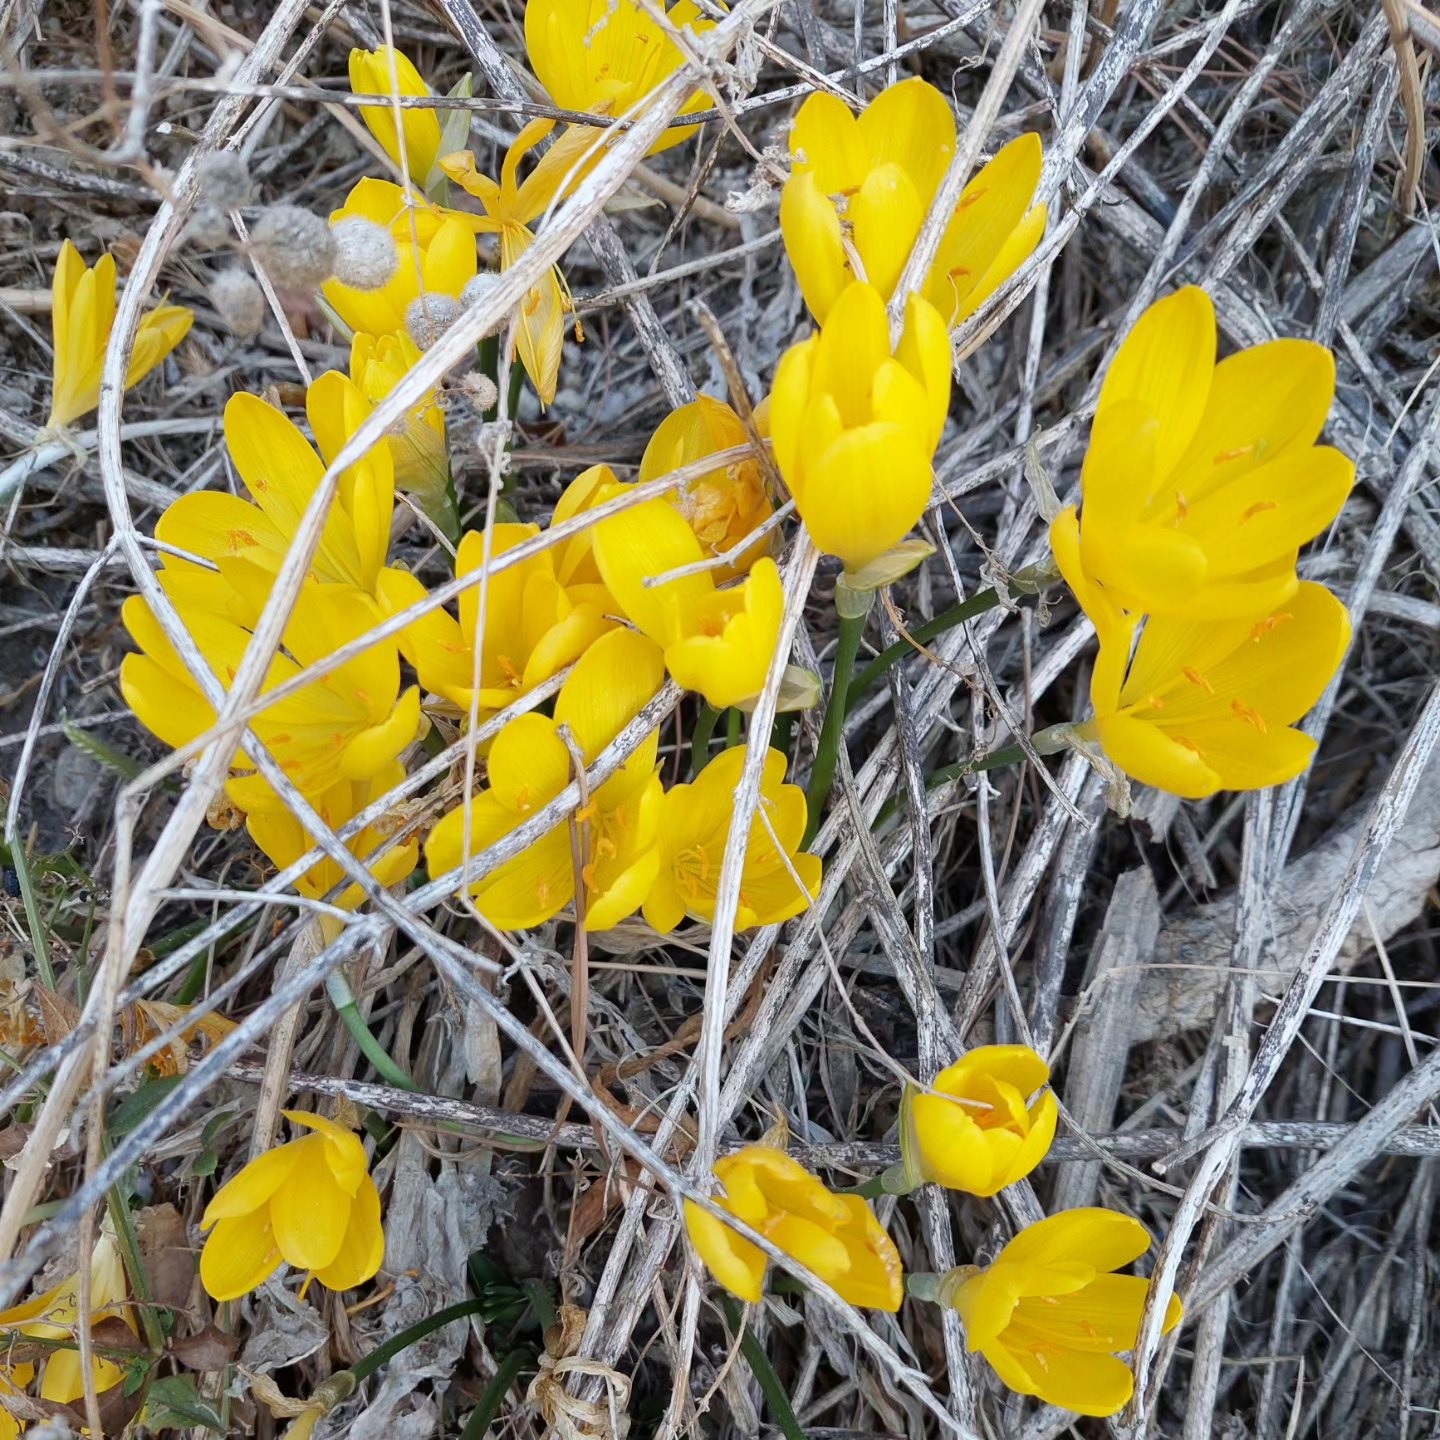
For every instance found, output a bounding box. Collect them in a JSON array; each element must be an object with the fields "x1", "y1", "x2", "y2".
[
  {"x1": 1052, "y1": 288, "x2": 1354, "y2": 798},
  {"x1": 685, "y1": 1046, "x2": 1182, "y2": 1418}
]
